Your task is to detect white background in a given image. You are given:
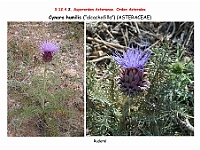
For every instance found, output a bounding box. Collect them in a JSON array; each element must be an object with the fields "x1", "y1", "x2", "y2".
[{"x1": 0, "y1": 0, "x2": 199, "y2": 150}]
